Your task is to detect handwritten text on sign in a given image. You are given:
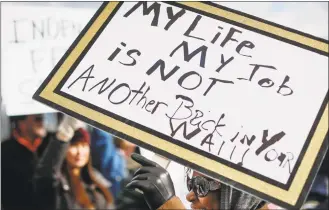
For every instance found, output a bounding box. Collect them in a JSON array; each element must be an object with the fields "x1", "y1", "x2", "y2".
[
  {"x1": 1, "y1": 5, "x2": 94, "y2": 115},
  {"x1": 60, "y1": 2, "x2": 328, "y2": 184}
]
